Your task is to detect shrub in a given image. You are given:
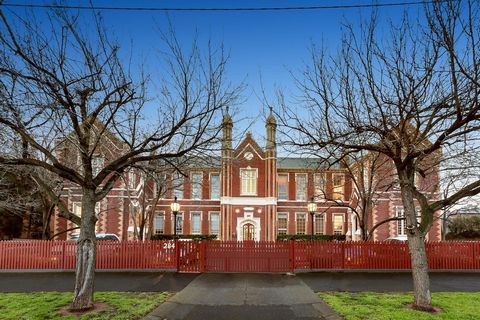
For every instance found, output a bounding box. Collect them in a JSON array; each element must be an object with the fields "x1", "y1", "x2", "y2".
[
  {"x1": 150, "y1": 234, "x2": 217, "y2": 241},
  {"x1": 446, "y1": 216, "x2": 480, "y2": 240},
  {"x1": 276, "y1": 234, "x2": 346, "y2": 241}
]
